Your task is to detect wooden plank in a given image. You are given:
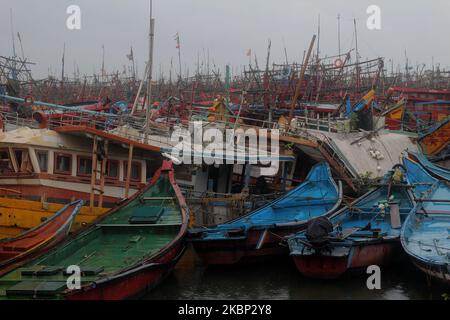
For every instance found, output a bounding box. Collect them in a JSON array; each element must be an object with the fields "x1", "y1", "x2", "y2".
[
  {"x1": 98, "y1": 140, "x2": 108, "y2": 208},
  {"x1": 389, "y1": 202, "x2": 401, "y2": 229},
  {"x1": 339, "y1": 227, "x2": 361, "y2": 240},
  {"x1": 97, "y1": 223, "x2": 181, "y2": 227},
  {"x1": 124, "y1": 144, "x2": 134, "y2": 199}
]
